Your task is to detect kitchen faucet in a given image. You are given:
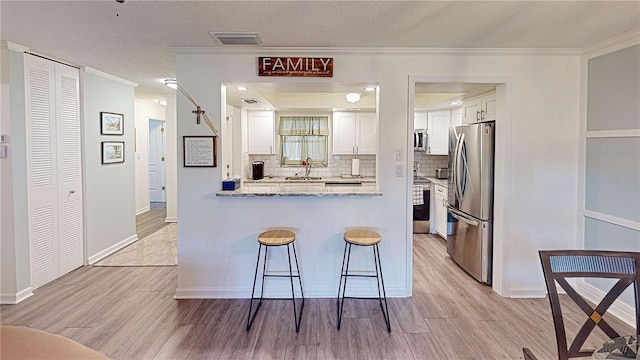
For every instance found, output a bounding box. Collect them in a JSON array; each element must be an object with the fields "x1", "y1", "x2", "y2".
[{"x1": 304, "y1": 157, "x2": 312, "y2": 178}]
